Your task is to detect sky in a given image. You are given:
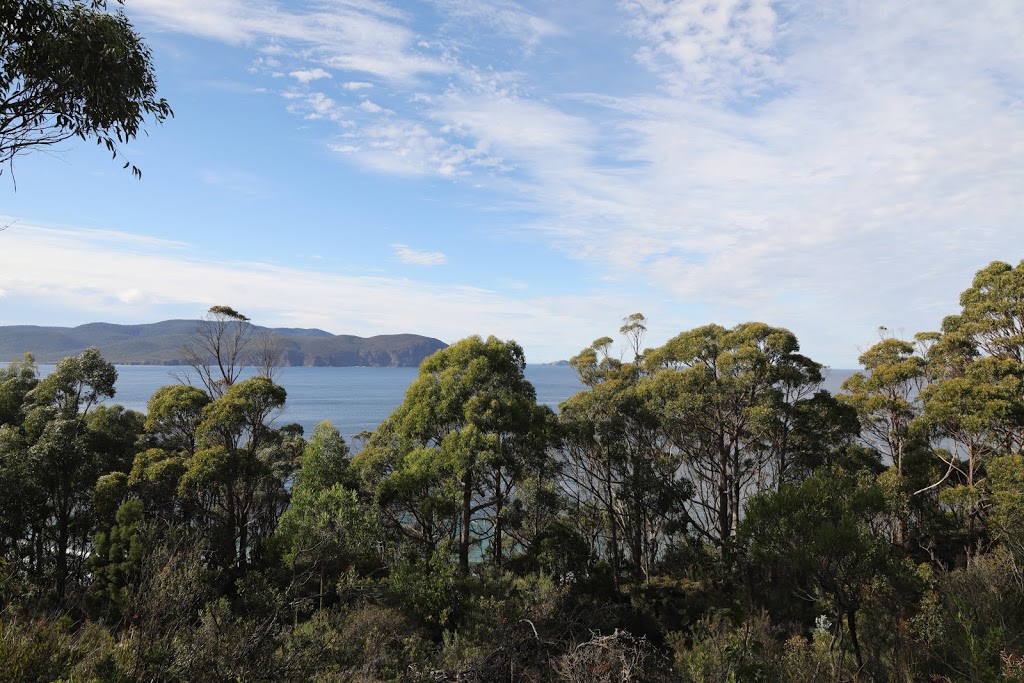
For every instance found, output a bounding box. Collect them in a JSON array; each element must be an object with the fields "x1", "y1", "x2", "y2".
[{"x1": 2, "y1": 0, "x2": 1023, "y2": 366}]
